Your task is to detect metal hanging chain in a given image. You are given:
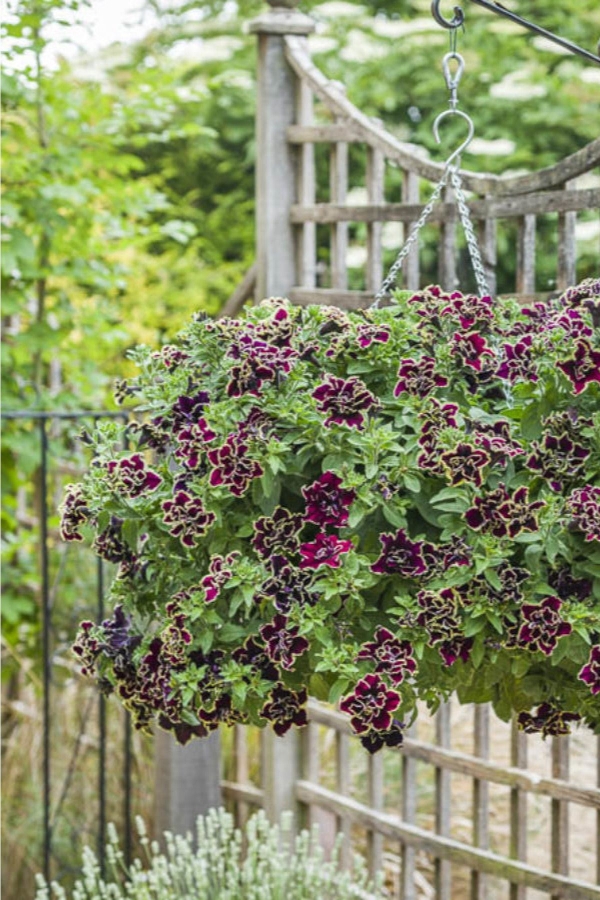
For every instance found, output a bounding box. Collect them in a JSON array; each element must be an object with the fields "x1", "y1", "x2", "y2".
[{"x1": 372, "y1": 37, "x2": 490, "y2": 307}]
